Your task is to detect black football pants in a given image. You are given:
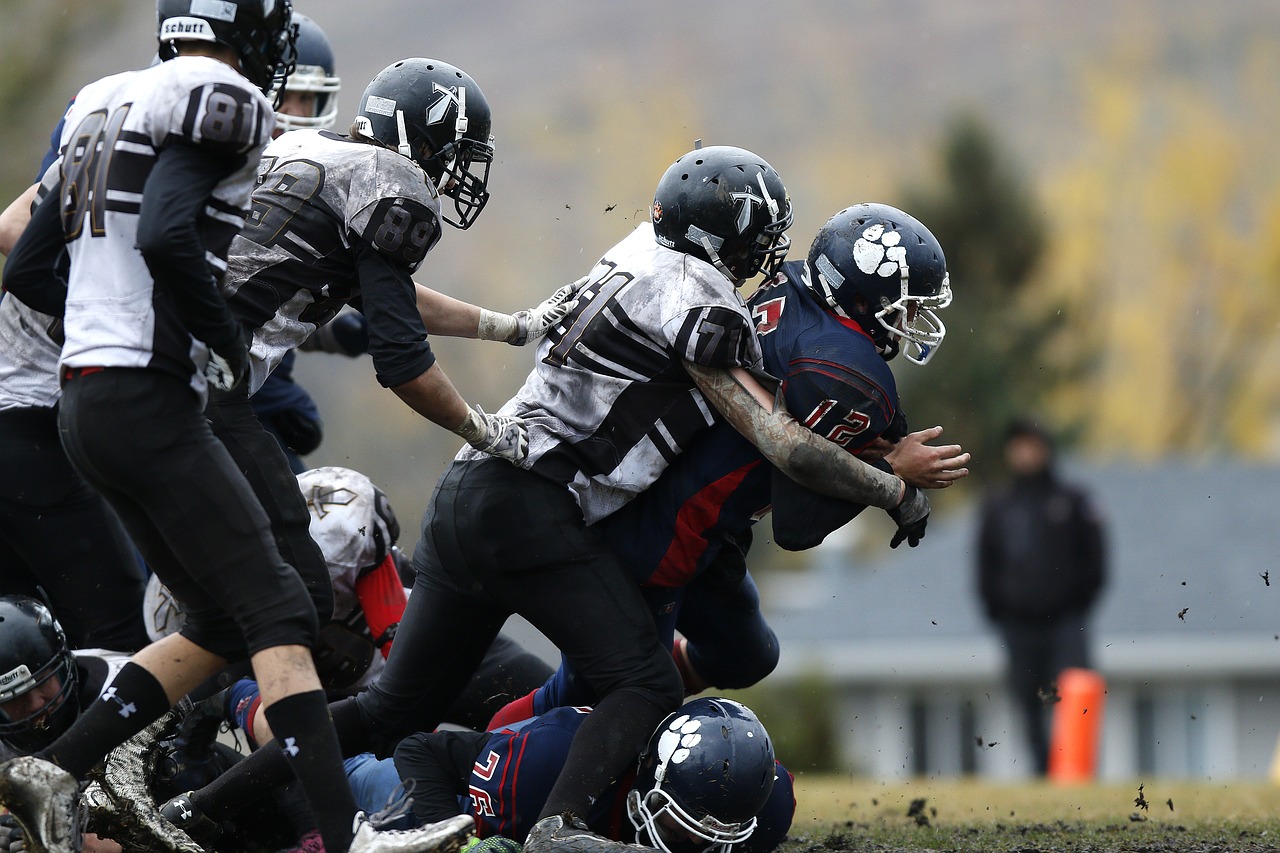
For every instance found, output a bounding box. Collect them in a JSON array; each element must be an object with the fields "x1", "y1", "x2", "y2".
[
  {"x1": 57, "y1": 368, "x2": 318, "y2": 658},
  {"x1": 355, "y1": 456, "x2": 684, "y2": 818}
]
